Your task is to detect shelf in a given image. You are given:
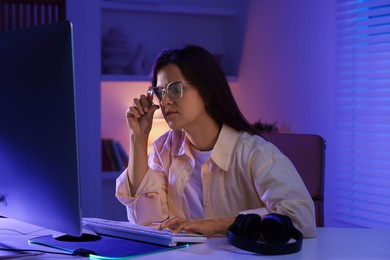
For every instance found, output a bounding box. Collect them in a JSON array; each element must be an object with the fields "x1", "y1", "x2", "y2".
[
  {"x1": 101, "y1": 1, "x2": 237, "y2": 17},
  {"x1": 101, "y1": 74, "x2": 150, "y2": 82}
]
